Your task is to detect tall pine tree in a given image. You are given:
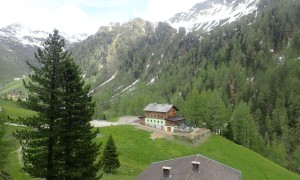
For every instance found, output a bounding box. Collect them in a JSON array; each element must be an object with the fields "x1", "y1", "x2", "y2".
[
  {"x1": 14, "y1": 30, "x2": 100, "y2": 179},
  {"x1": 14, "y1": 30, "x2": 66, "y2": 179}
]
